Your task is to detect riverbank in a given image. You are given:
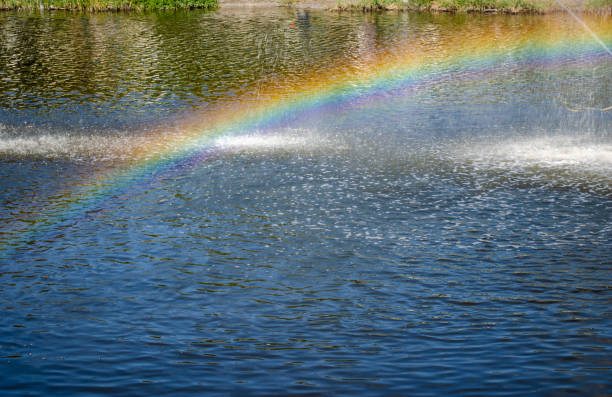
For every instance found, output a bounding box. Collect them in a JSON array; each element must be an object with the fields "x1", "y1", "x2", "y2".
[
  {"x1": 0, "y1": 0, "x2": 216, "y2": 11},
  {"x1": 331, "y1": 0, "x2": 611, "y2": 13},
  {"x1": 1, "y1": 0, "x2": 610, "y2": 15},
  {"x1": 229, "y1": 0, "x2": 611, "y2": 14}
]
